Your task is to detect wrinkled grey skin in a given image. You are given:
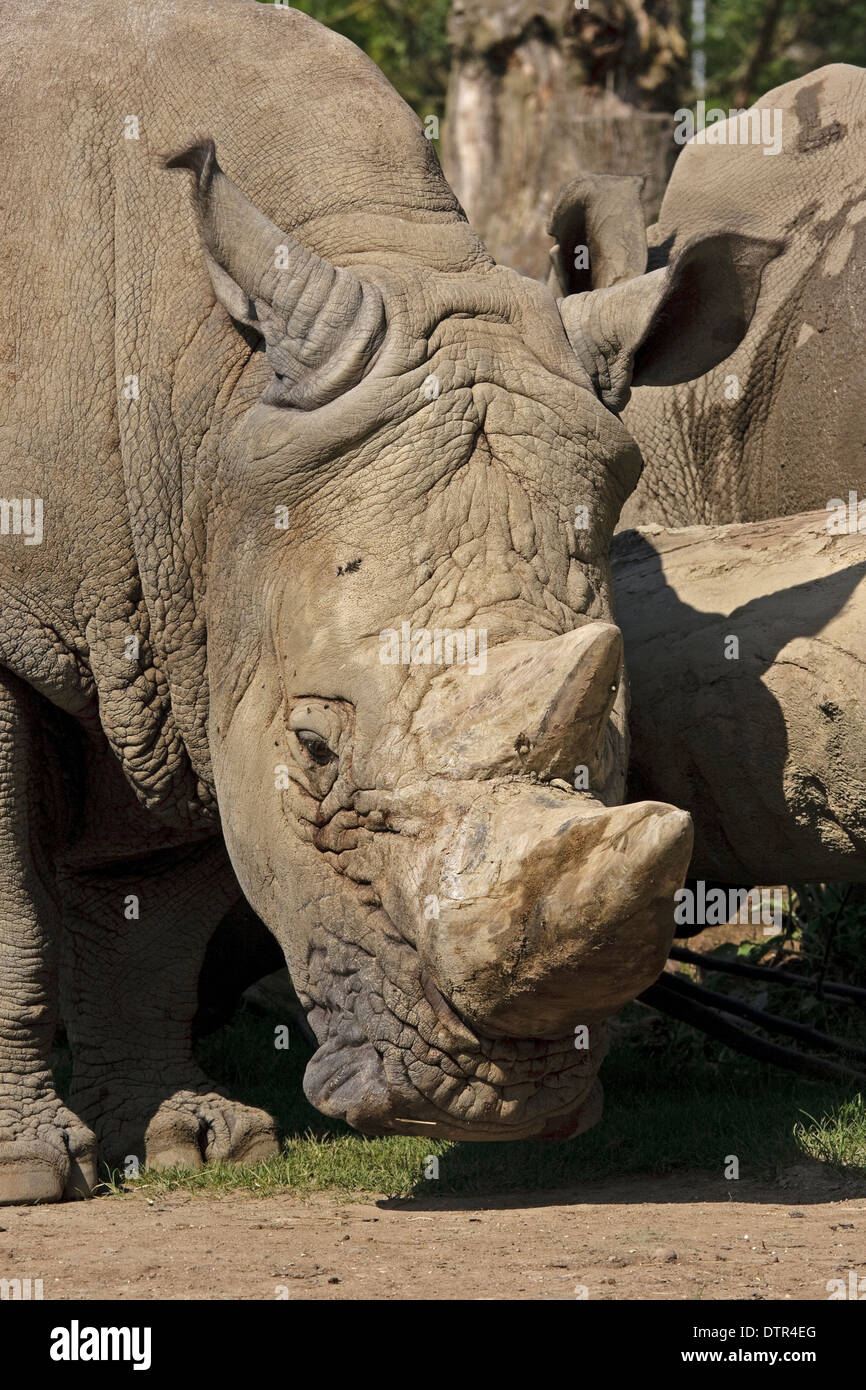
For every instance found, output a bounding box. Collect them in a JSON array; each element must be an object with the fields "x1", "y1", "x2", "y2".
[
  {"x1": 0, "y1": 0, "x2": 774, "y2": 1203},
  {"x1": 619, "y1": 65, "x2": 866, "y2": 526},
  {"x1": 611, "y1": 514, "x2": 866, "y2": 885}
]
